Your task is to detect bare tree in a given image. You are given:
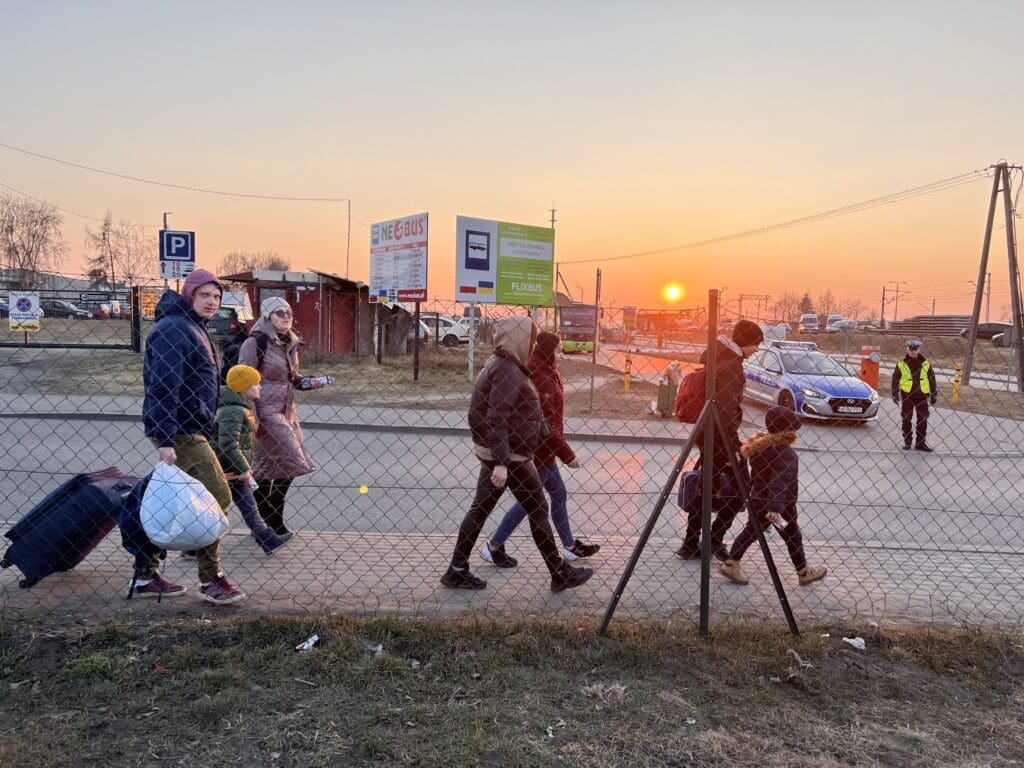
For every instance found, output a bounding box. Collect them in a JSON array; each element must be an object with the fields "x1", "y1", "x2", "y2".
[
  {"x1": 772, "y1": 291, "x2": 802, "y2": 324},
  {"x1": 219, "y1": 250, "x2": 291, "y2": 276},
  {"x1": 112, "y1": 219, "x2": 155, "y2": 286},
  {"x1": 84, "y1": 211, "x2": 117, "y2": 289},
  {"x1": 85, "y1": 212, "x2": 157, "y2": 288},
  {"x1": 838, "y1": 298, "x2": 868, "y2": 321},
  {"x1": 816, "y1": 289, "x2": 837, "y2": 318},
  {"x1": 0, "y1": 192, "x2": 68, "y2": 289}
]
